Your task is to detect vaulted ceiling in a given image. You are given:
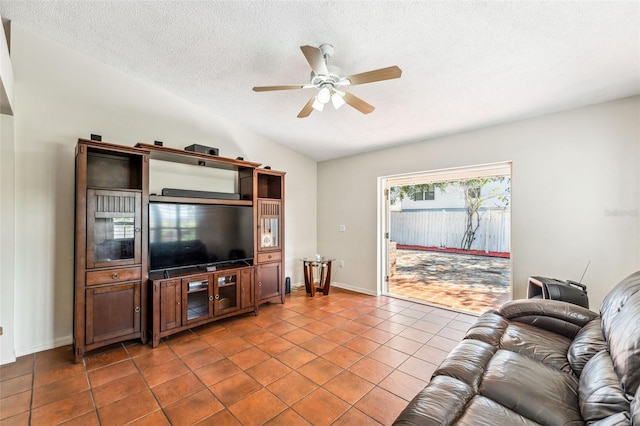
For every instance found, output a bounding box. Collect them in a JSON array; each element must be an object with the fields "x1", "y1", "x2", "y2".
[{"x1": 1, "y1": 1, "x2": 638, "y2": 161}]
